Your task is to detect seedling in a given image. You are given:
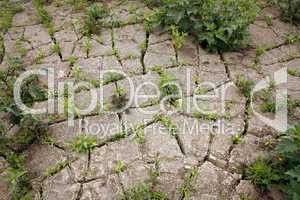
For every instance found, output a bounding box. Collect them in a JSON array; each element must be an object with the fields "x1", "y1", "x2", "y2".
[
  {"x1": 84, "y1": 4, "x2": 110, "y2": 36},
  {"x1": 69, "y1": 134, "x2": 97, "y2": 154},
  {"x1": 180, "y1": 167, "x2": 198, "y2": 198},
  {"x1": 139, "y1": 40, "x2": 147, "y2": 52},
  {"x1": 112, "y1": 87, "x2": 128, "y2": 110},
  {"x1": 284, "y1": 33, "x2": 300, "y2": 44},
  {"x1": 71, "y1": 66, "x2": 82, "y2": 82},
  {"x1": 121, "y1": 183, "x2": 167, "y2": 200},
  {"x1": 113, "y1": 160, "x2": 126, "y2": 173},
  {"x1": 43, "y1": 160, "x2": 69, "y2": 177},
  {"x1": 4, "y1": 167, "x2": 31, "y2": 199},
  {"x1": 235, "y1": 75, "x2": 254, "y2": 98},
  {"x1": 0, "y1": 1, "x2": 23, "y2": 32},
  {"x1": 67, "y1": 55, "x2": 78, "y2": 66},
  {"x1": 287, "y1": 68, "x2": 300, "y2": 77},
  {"x1": 15, "y1": 38, "x2": 28, "y2": 57},
  {"x1": 103, "y1": 72, "x2": 125, "y2": 85},
  {"x1": 231, "y1": 134, "x2": 242, "y2": 144},
  {"x1": 34, "y1": 50, "x2": 45, "y2": 64},
  {"x1": 133, "y1": 128, "x2": 145, "y2": 144},
  {"x1": 194, "y1": 87, "x2": 209, "y2": 95},
  {"x1": 264, "y1": 15, "x2": 273, "y2": 26},
  {"x1": 51, "y1": 42, "x2": 62, "y2": 59},
  {"x1": 193, "y1": 111, "x2": 218, "y2": 121},
  {"x1": 155, "y1": 114, "x2": 177, "y2": 135},
  {"x1": 254, "y1": 47, "x2": 266, "y2": 65},
  {"x1": 170, "y1": 25, "x2": 187, "y2": 51},
  {"x1": 112, "y1": 47, "x2": 119, "y2": 57},
  {"x1": 260, "y1": 101, "x2": 276, "y2": 113},
  {"x1": 83, "y1": 37, "x2": 92, "y2": 58},
  {"x1": 246, "y1": 158, "x2": 279, "y2": 191},
  {"x1": 158, "y1": 71, "x2": 179, "y2": 105},
  {"x1": 41, "y1": 135, "x2": 57, "y2": 146}
]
